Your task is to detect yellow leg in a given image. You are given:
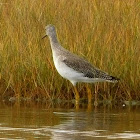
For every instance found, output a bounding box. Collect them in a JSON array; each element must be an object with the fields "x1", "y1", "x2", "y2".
[
  {"x1": 94, "y1": 84, "x2": 98, "y2": 106},
  {"x1": 73, "y1": 86, "x2": 80, "y2": 104},
  {"x1": 86, "y1": 84, "x2": 92, "y2": 103},
  {"x1": 87, "y1": 102, "x2": 92, "y2": 112}
]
